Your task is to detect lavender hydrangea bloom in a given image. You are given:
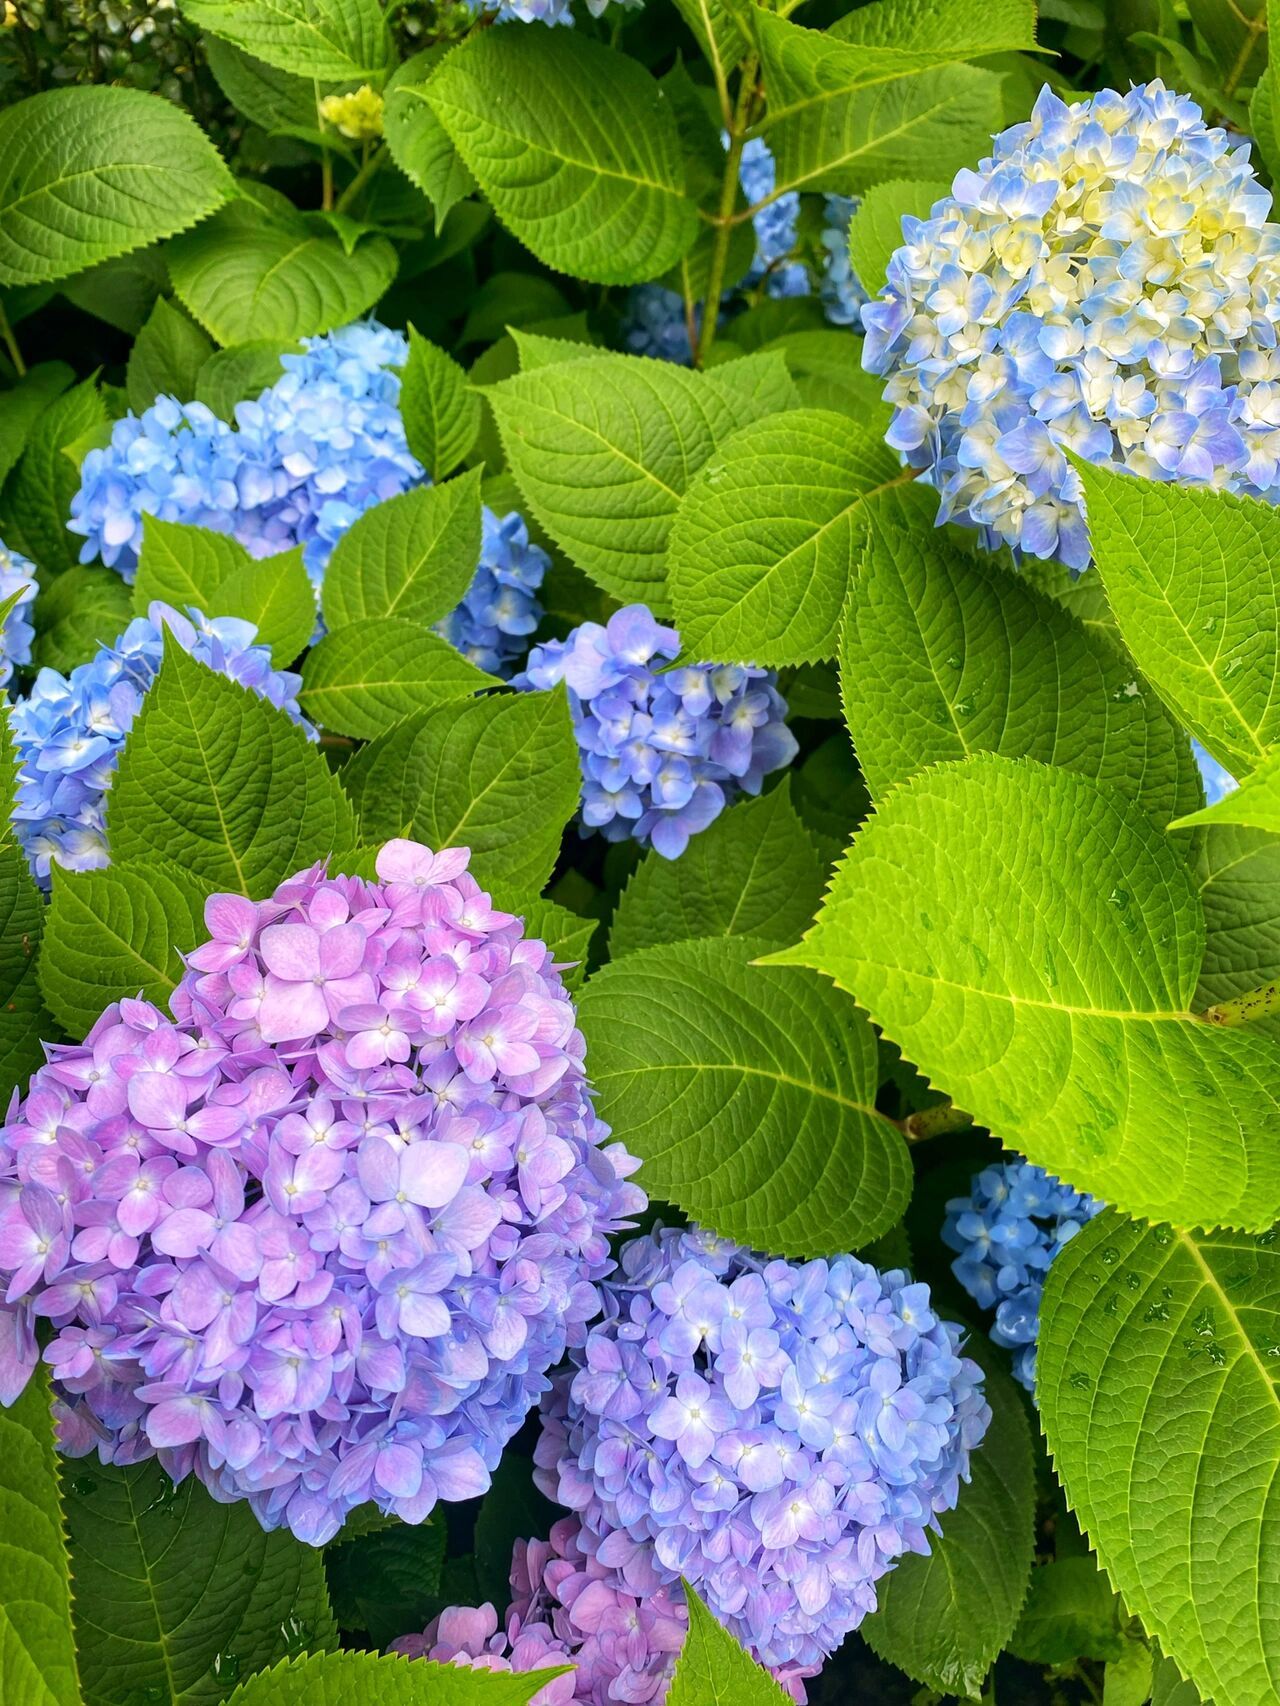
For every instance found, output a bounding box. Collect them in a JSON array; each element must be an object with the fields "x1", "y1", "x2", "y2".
[
  {"x1": 0, "y1": 541, "x2": 37, "y2": 692},
  {"x1": 1192, "y1": 739, "x2": 1238, "y2": 806},
  {"x1": 863, "y1": 81, "x2": 1280, "y2": 570},
  {"x1": 483, "y1": 0, "x2": 642, "y2": 22},
  {"x1": 9, "y1": 603, "x2": 310, "y2": 886},
  {"x1": 515, "y1": 606, "x2": 798, "y2": 860},
  {"x1": 68, "y1": 322, "x2": 549, "y2": 675},
  {"x1": 0, "y1": 839, "x2": 644, "y2": 1546},
  {"x1": 531, "y1": 1224, "x2": 990, "y2": 1680},
  {"x1": 942, "y1": 1160, "x2": 1104, "y2": 1393}
]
